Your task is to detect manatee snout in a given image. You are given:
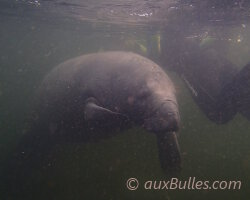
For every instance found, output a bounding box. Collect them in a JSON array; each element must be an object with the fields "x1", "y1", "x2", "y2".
[
  {"x1": 161, "y1": 101, "x2": 180, "y2": 131},
  {"x1": 143, "y1": 100, "x2": 181, "y2": 174},
  {"x1": 144, "y1": 101, "x2": 180, "y2": 133}
]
